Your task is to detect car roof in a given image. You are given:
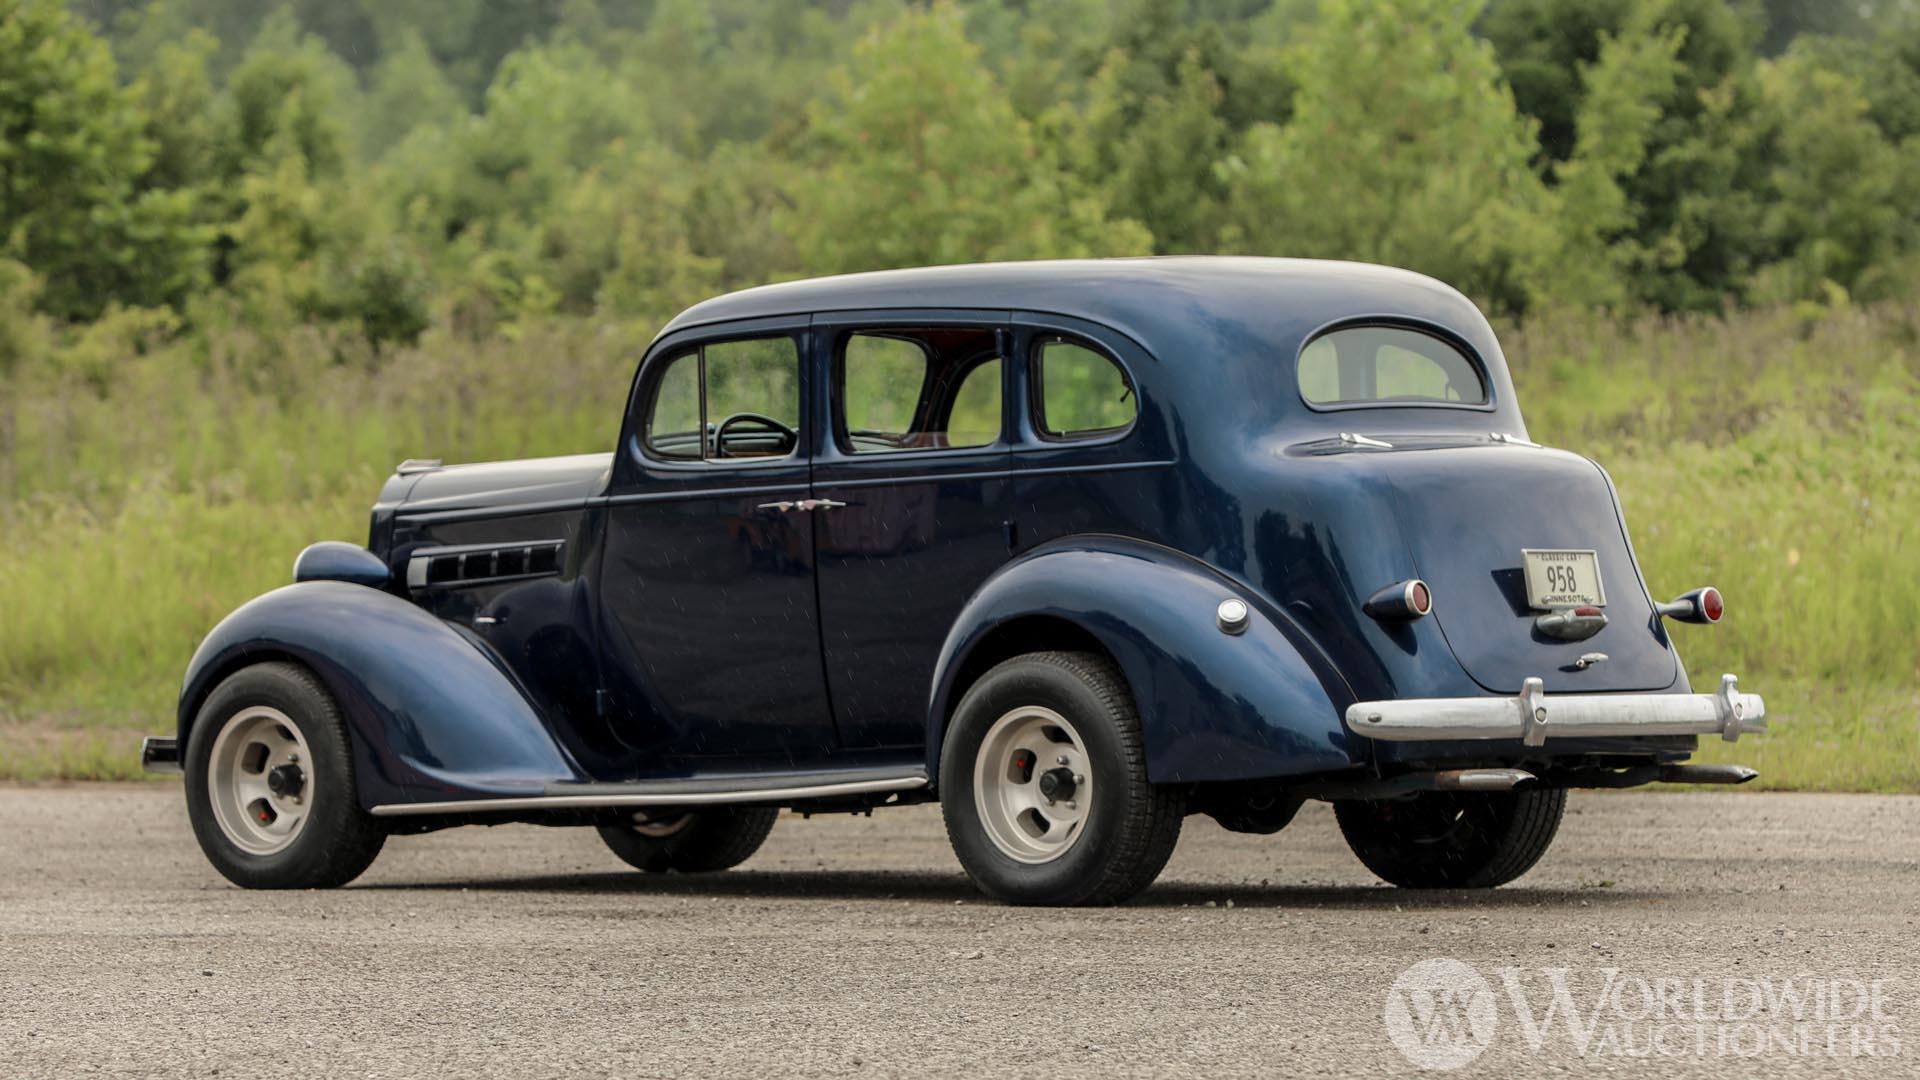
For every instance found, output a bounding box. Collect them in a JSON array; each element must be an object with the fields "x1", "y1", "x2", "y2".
[{"x1": 654, "y1": 257, "x2": 1494, "y2": 362}]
